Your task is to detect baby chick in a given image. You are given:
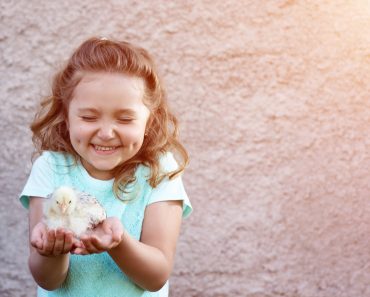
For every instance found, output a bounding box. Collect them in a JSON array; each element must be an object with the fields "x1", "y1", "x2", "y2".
[{"x1": 43, "y1": 186, "x2": 107, "y2": 237}]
